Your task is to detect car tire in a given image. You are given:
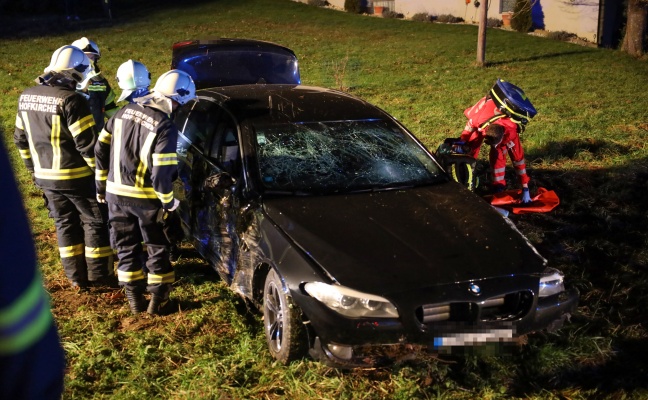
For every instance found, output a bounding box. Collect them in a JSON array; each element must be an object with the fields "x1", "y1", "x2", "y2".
[{"x1": 263, "y1": 268, "x2": 307, "y2": 363}]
